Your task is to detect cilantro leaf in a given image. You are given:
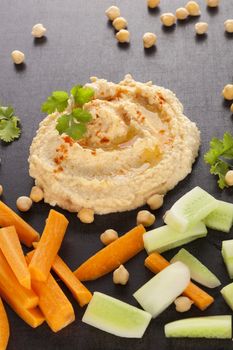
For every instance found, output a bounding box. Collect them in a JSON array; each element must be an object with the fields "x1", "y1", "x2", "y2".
[
  {"x1": 41, "y1": 91, "x2": 69, "y2": 114},
  {"x1": 56, "y1": 110, "x2": 91, "y2": 141},
  {"x1": 72, "y1": 108, "x2": 92, "y2": 123},
  {"x1": 204, "y1": 132, "x2": 233, "y2": 189},
  {"x1": 65, "y1": 123, "x2": 87, "y2": 140},
  {"x1": 0, "y1": 115, "x2": 21, "y2": 142},
  {"x1": 71, "y1": 85, "x2": 94, "y2": 106}
]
